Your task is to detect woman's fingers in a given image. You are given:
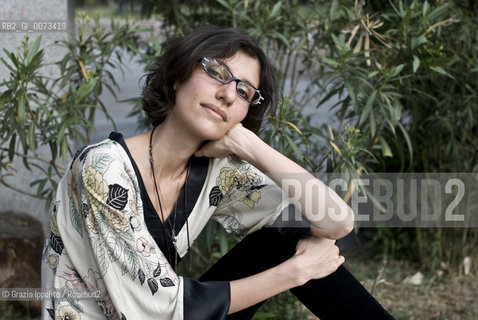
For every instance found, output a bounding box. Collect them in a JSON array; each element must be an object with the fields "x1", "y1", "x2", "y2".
[
  {"x1": 194, "y1": 139, "x2": 229, "y2": 158},
  {"x1": 194, "y1": 123, "x2": 248, "y2": 158},
  {"x1": 339, "y1": 255, "x2": 345, "y2": 264}
]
